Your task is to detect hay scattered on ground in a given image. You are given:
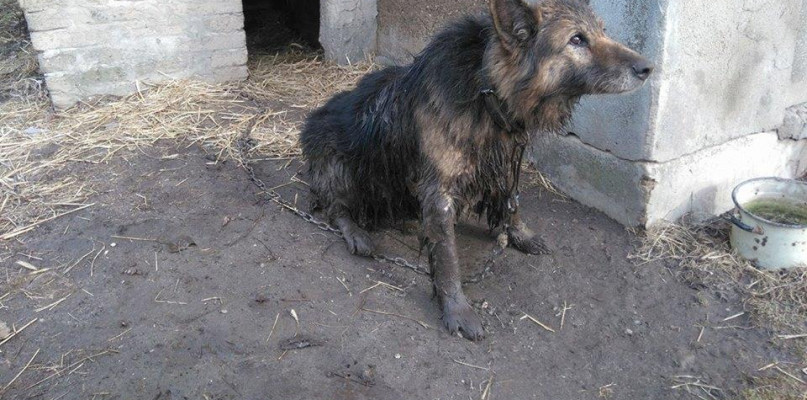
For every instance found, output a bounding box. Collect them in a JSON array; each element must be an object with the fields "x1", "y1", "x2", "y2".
[
  {"x1": 741, "y1": 374, "x2": 806, "y2": 400},
  {"x1": 522, "y1": 164, "x2": 569, "y2": 200},
  {"x1": 0, "y1": 49, "x2": 373, "y2": 240},
  {"x1": 631, "y1": 220, "x2": 807, "y2": 398},
  {"x1": 0, "y1": 0, "x2": 46, "y2": 102},
  {"x1": 630, "y1": 219, "x2": 807, "y2": 333}
]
